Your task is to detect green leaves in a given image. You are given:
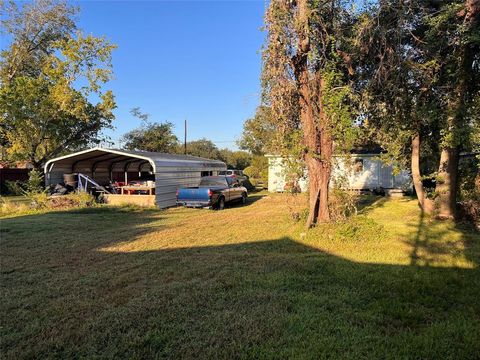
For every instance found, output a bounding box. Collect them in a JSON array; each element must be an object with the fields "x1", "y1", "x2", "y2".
[
  {"x1": 238, "y1": 106, "x2": 277, "y2": 155},
  {"x1": 321, "y1": 66, "x2": 357, "y2": 153},
  {"x1": 0, "y1": 0, "x2": 116, "y2": 167},
  {"x1": 122, "y1": 121, "x2": 179, "y2": 153}
]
